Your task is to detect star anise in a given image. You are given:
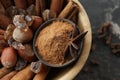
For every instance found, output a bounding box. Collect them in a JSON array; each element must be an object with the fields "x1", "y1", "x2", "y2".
[{"x1": 65, "y1": 29, "x2": 88, "y2": 60}]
